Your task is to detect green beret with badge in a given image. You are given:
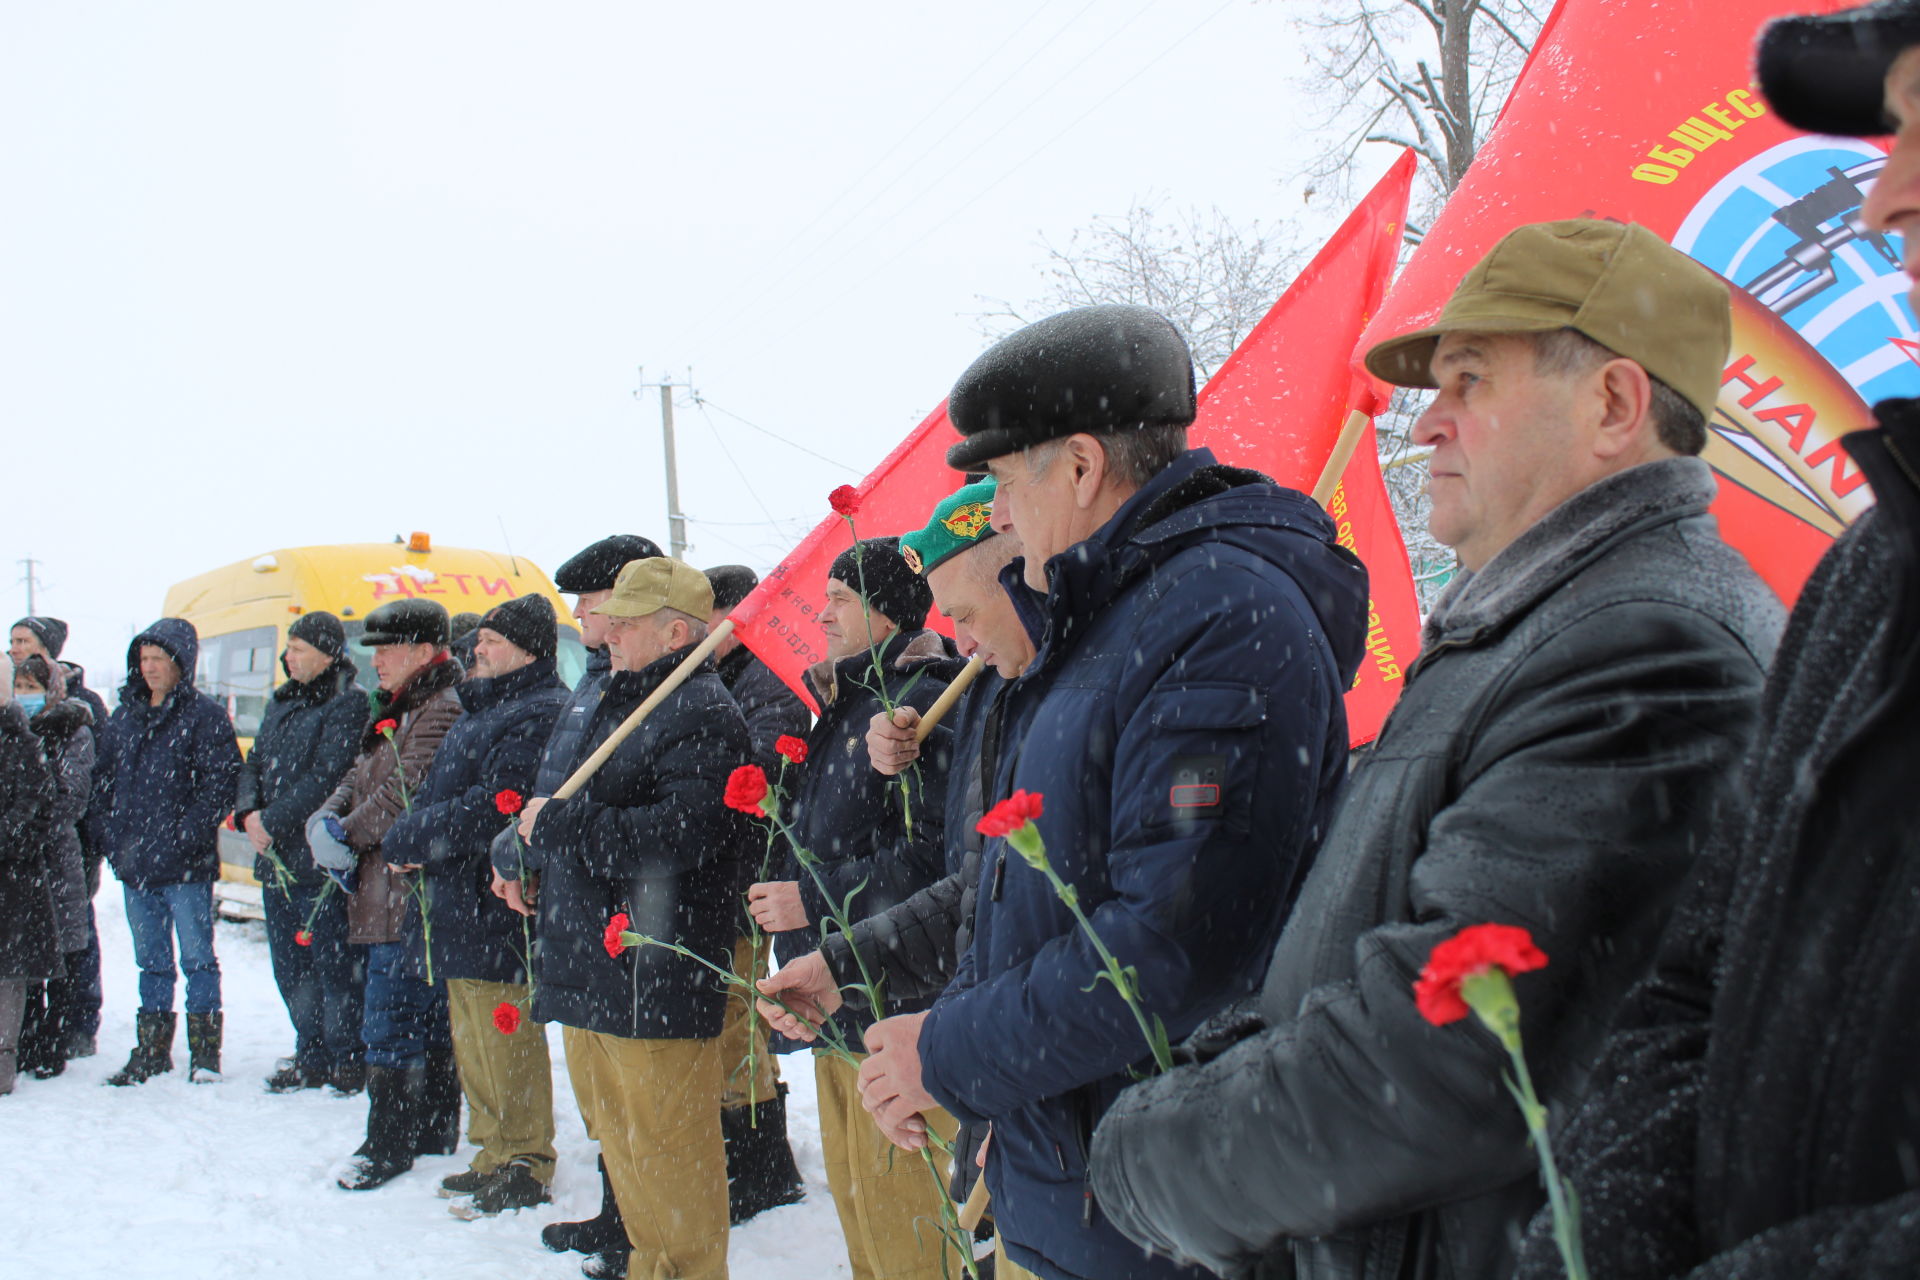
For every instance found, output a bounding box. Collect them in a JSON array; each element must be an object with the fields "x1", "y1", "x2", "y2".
[{"x1": 899, "y1": 478, "x2": 998, "y2": 577}]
